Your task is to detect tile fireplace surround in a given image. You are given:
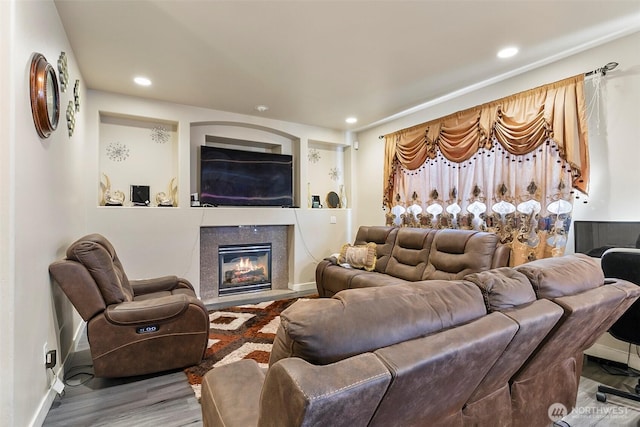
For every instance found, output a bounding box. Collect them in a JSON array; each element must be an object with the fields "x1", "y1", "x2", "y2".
[{"x1": 200, "y1": 225, "x2": 290, "y2": 301}]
